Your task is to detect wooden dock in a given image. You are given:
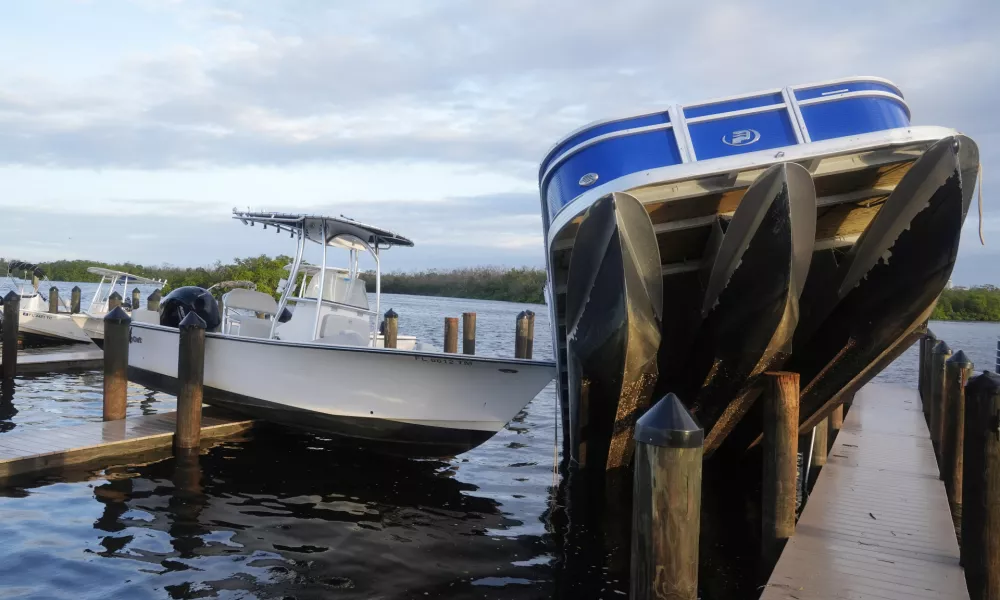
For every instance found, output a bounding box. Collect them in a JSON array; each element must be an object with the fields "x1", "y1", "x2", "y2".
[
  {"x1": 0, "y1": 408, "x2": 254, "y2": 480},
  {"x1": 0, "y1": 343, "x2": 103, "y2": 374},
  {"x1": 762, "y1": 382, "x2": 968, "y2": 599}
]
